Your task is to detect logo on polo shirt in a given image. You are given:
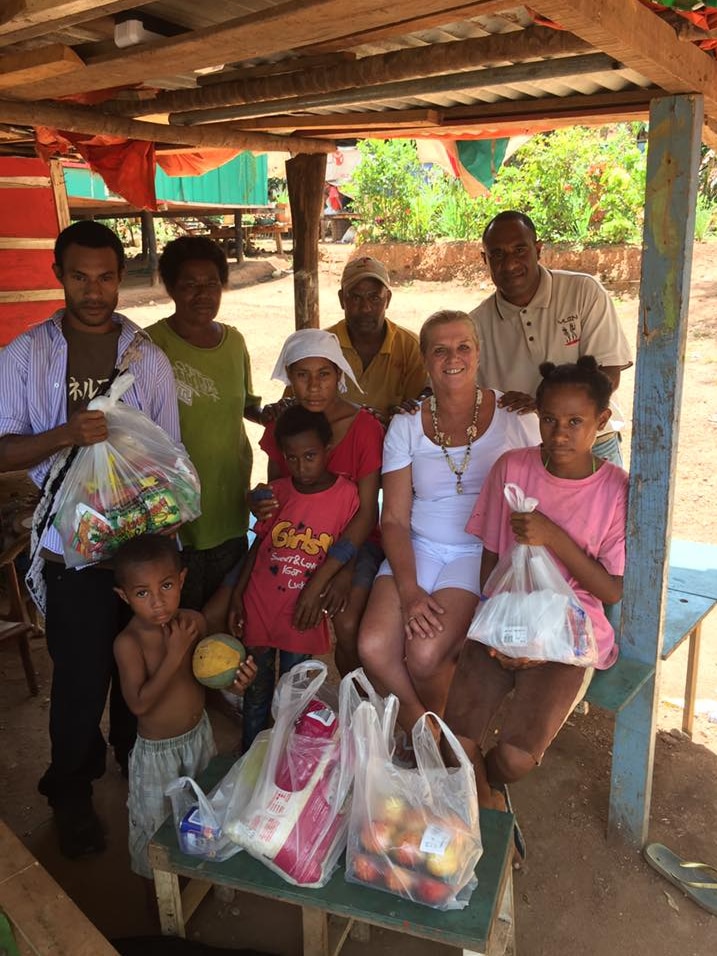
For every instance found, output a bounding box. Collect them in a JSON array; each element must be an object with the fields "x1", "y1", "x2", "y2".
[{"x1": 557, "y1": 313, "x2": 580, "y2": 346}]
